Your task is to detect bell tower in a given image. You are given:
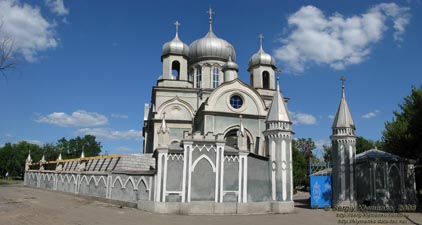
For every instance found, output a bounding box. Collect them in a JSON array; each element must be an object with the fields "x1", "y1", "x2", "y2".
[
  {"x1": 161, "y1": 21, "x2": 189, "y2": 81},
  {"x1": 248, "y1": 34, "x2": 276, "y2": 90}
]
